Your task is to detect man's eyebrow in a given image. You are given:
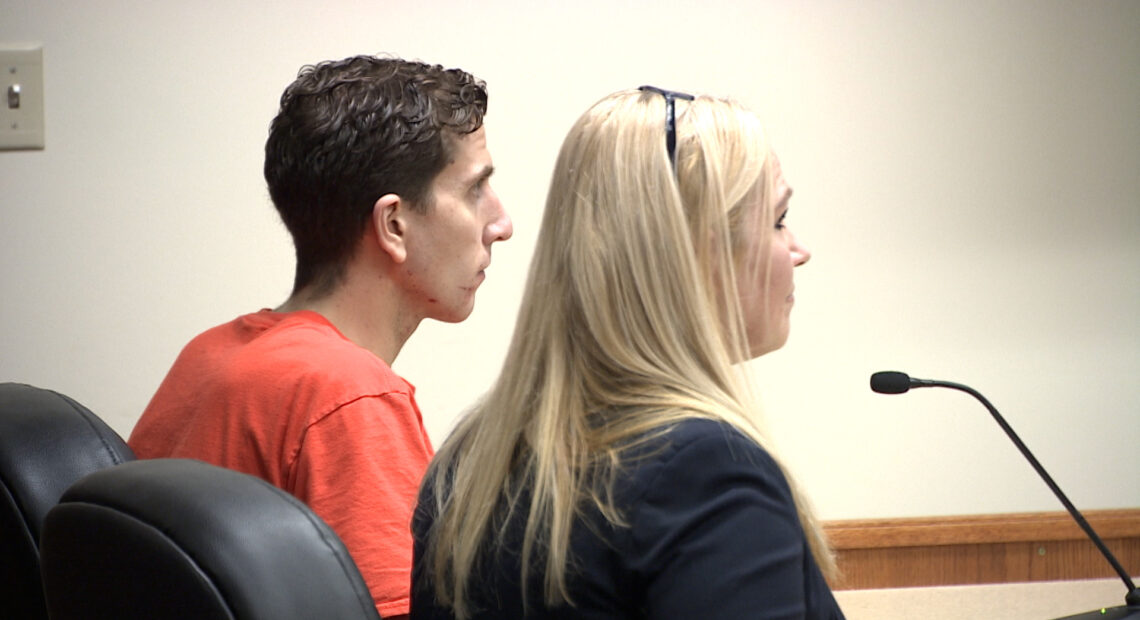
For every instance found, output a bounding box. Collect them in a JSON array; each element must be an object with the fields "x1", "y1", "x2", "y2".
[{"x1": 471, "y1": 164, "x2": 495, "y2": 185}]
